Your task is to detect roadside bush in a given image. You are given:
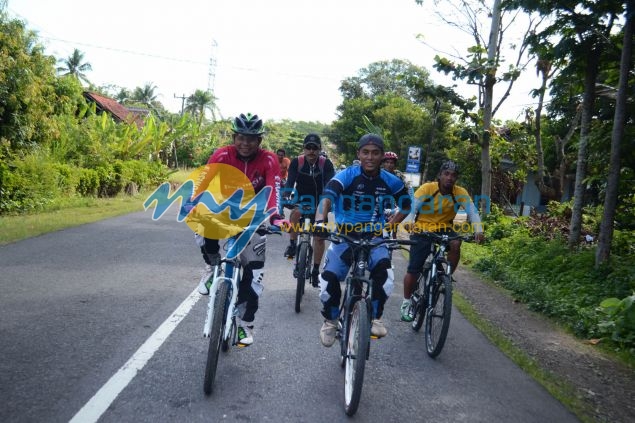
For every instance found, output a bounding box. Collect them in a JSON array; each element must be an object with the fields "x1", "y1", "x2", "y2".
[
  {"x1": 76, "y1": 168, "x2": 99, "y2": 197},
  {"x1": 52, "y1": 163, "x2": 78, "y2": 195},
  {"x1": 598, "y1": 293, "x2": 635, "y2": 349},
  {"x1": 469, "y1": 228, "x2": 635, "y2": 355},
  {"x1": 0, "y1": 153, "x2": 59, "y2": 213}
]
